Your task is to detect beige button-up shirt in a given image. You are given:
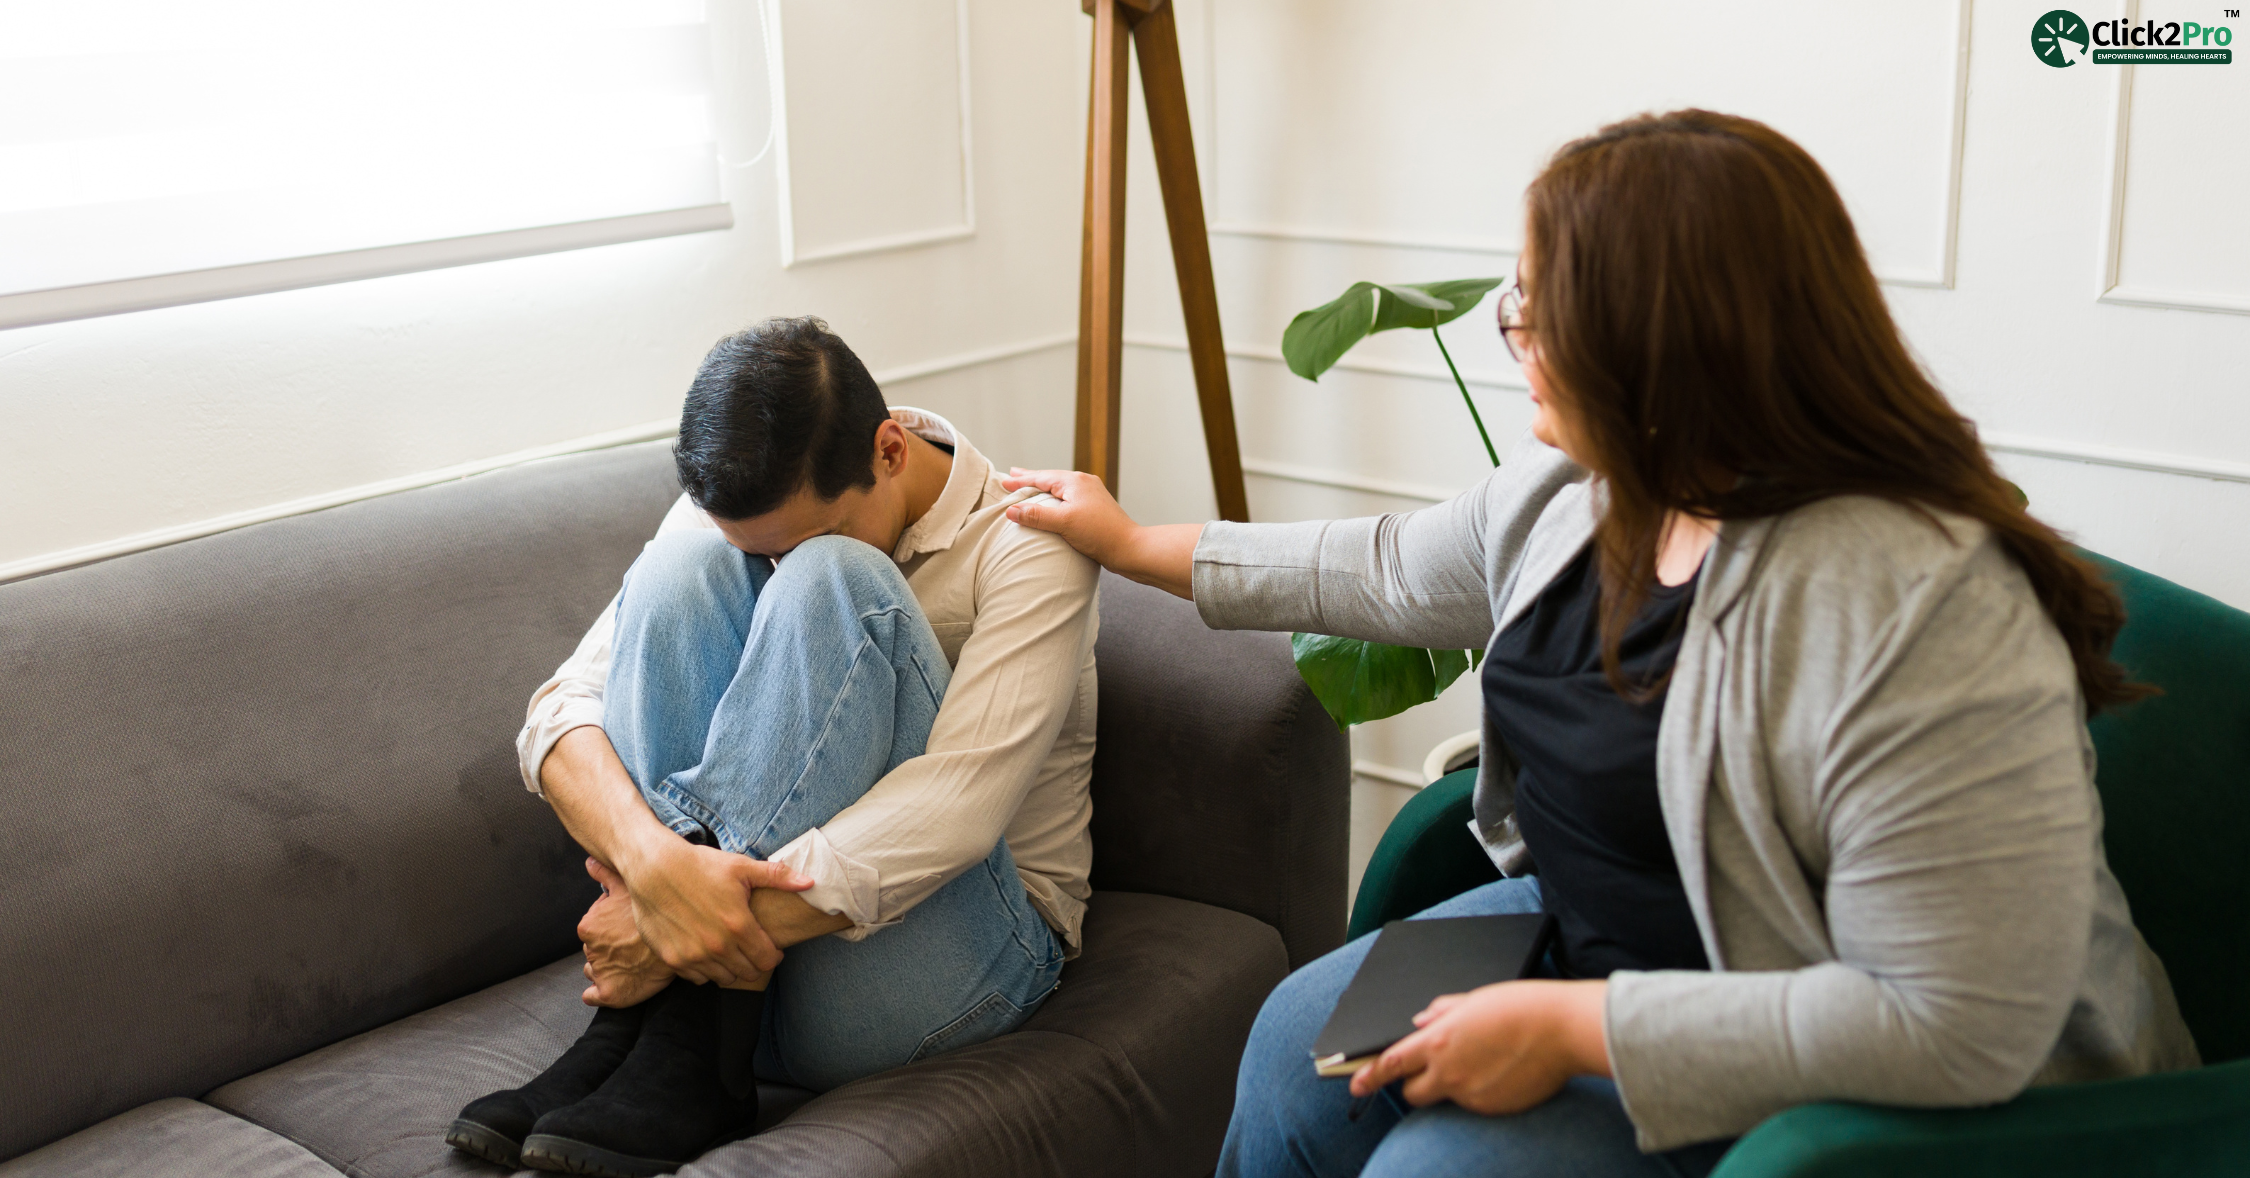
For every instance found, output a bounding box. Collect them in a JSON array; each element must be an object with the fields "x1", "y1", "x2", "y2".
[{"x1": 517, "y1": 408, "x2": 1100, "y2": 953}]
